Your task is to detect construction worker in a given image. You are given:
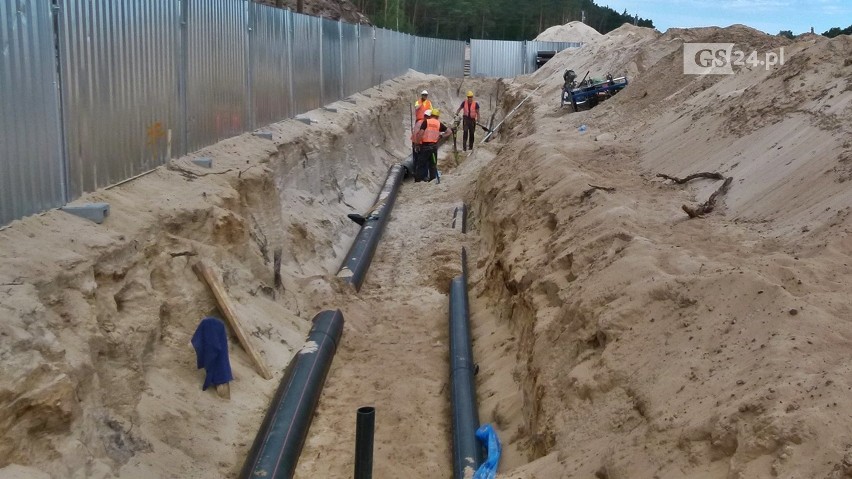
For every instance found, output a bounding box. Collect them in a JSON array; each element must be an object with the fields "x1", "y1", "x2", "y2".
[
  {"x1": 410, "y1": 114, "x2": 425, "y2": 175},
  {"x1": 455, "y1": 91, "x2": 480, "y2": 151},
  {"x1": 414, "y1": 90, "x2": 432, "y2": 122},
  {"x1": 415, "y1": 109, "x2": 453, "y2": 182}
]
